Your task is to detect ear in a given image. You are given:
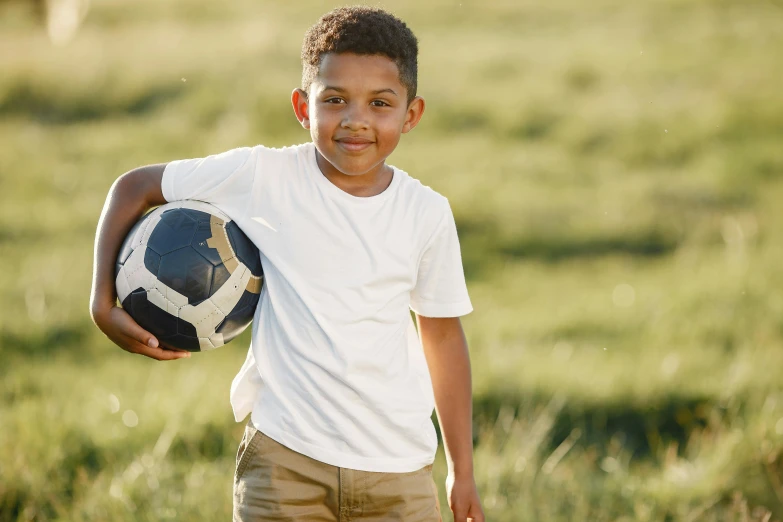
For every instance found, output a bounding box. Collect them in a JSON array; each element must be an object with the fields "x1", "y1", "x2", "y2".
[
  {"x1": 401, "y1": 96, "x2": 425, "y2": 134},
  {"x1": 291, "y1": 88, "x2": 310, "y2": 129}
]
